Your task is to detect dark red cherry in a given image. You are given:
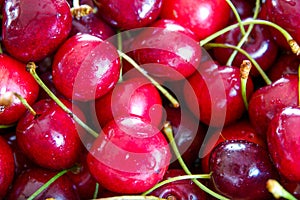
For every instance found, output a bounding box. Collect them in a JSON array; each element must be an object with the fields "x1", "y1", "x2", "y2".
[
  {"x1": 87, "y1": 116, "x2": 171, "y2": 194},
  {"x1": 210, "y1": 140, "x2": 279, "y2": 200},
  {"x1": 0, "y1": 54, "x2": 39, "y2": 125},
  {"x1": 94, "y1": 77, "x2": 164, "y2": 128},
  {"x1": 267, "y1": 106, "x2": 300, "y2": 181},
  {"x1": 52, "y1": 33, "x2": 120, "y2": 101},
  {"x1": 160, "y1": 0, "x2": 231, "y2": 40},
  {"x1": 7, "y1": 168, "x2": 80, "y2": 200},
  {"x1": 184, "y1": 63, "x2": 254, "y2": 127},
  {"x1": 0, "y1": 136, "x2": 15, "y2": 199},
  {"x1": 213, "y1": 21, "x2": 279, "y2": 76},
  {"x1": 248, "y1": 74, "x2": 298, "y2": 136},
  {"x1": 150, "y1": 169, "x2": 207, "y2": 200},
  {"x1": 16, "y1": 98, "x2": 85, "y2": 170},
  {"x1": 229, "y1": 0, "x2": 254, "y2": 22},
  {"x1": 2, "y1": 0, "x2": 72, "y2": 62},
  {"x1": 94, "y1": 0, "x2": 162, "y2": 30},
  {"x1": 38, "y1": 71, "x2": 65, "y2": 100}
]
